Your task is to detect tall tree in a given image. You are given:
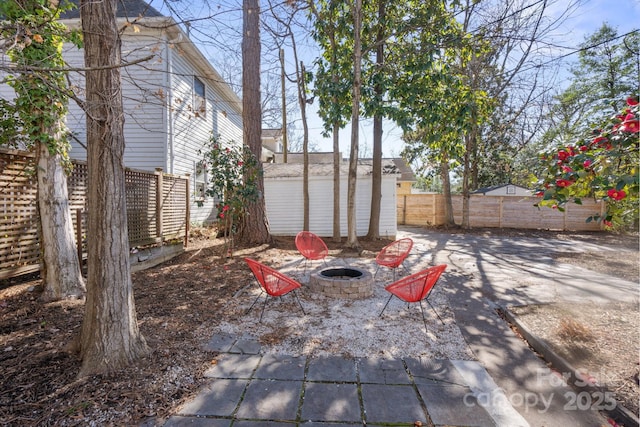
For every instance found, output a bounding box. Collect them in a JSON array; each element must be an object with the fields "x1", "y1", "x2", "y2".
[
  {"x1": 239, "y1": 0, "x2": 271, "y2": 244},
  {"x1": 366, "y1": 0, "x2": 385, "y2": 239},
  {"x1": 387, "y1": 1, "x2": 475, "y2": 227},
  {"x1": 346, "y1": 0, "x2": 363, "y2": 248},
  {"x1": 77, "y1": 0, "x2": 148, "y2": 376},
  {"x1": 455, "y1": 0, "x2": 581, "y2": 204},
  {"x1": 310, "y1": 0, "x2": 352, "y2": 242},
  {"x1": 0, "y1": 0, "x2": 85, "y2": 301}
]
